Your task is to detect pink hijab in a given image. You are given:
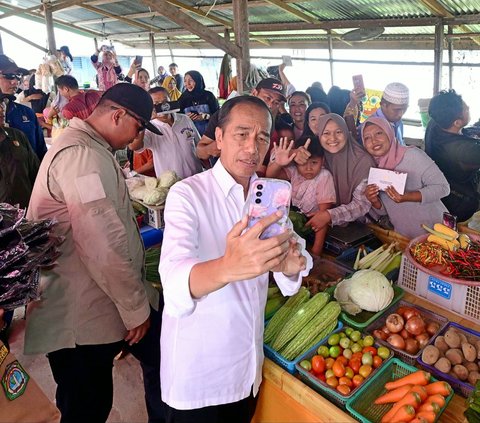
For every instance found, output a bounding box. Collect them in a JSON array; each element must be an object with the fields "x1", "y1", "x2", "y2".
[{"x1": 361, "y1": 116, "x2": 409, "y2": 170}]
